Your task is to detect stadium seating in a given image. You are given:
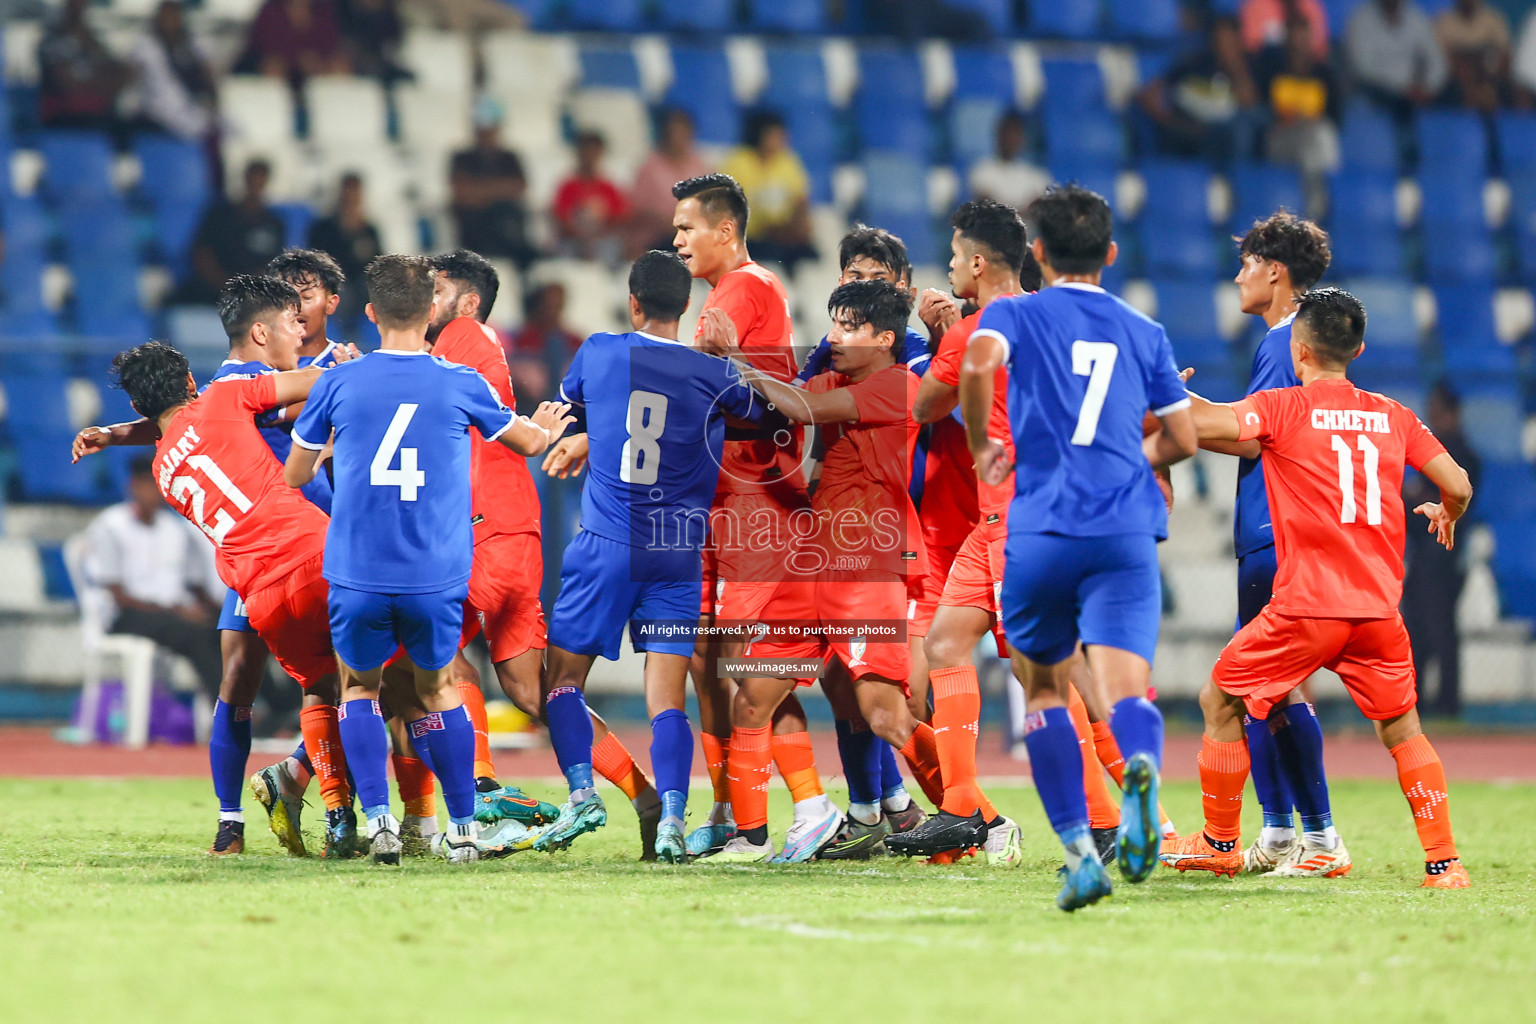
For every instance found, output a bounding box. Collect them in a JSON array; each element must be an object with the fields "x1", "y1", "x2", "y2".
[
  {"x1": 657, "y1": 0, "x2": 735, "y2": 32},
  {"x1": 1028, "y1": 0, "x2": 1102, "y2": 39},
  {"x1": 747, "y1": 0, "x2": 829, "y2": 33},
  {"x1": 132, "y1": 137, "x2": 212, "y2": 272},
  {"x1": 1328, "y1": 169, "x2": 1403, "y2": 277},
  {"x1": 1416, "y1": 109, "x2": 1489, "y2": 181},
  {"x1": 1434, "y1": 283, "x2": 1514, "y2": 376},
  {"x1": 665, "y1": 45, "x2": 739, "y2": 146},
  {"x1": 1420, "y1": 171, "x2": 1496, "y2": 282},
  {"x1": 38, "y1": 132, "x2": 115, "y2": 205},
  {"x1": 1138, "y1": 160, "x2": 1216, "y2": 277},
  {"x1": 1152, "y1": 279, "x2": 1231, "y2": 369},
  {"x1": 1228, "y1": 163, "x2": 1304, "y2": 233},
  {"x1": 1338, "y1": 100, "x2": 1401, "y2": 173},
  {"x1": 762, "y1": 44, "x2": 837, "y2": 202},
  {"x1": 947, "y1": 0, "x2": 1015, "y2": 34},
  {"x1": 856, "y1": 48, "x2": 930, "y2": 155},
  {"x1": 568, "y1": 0, "x2": 647, "y2": 31},
  {"x1": 1107, "y1": 0, "x2": 1184, "y2": 42},
  {"x1": 578, "y1": 43, "x2": 643, "y2": 91}
]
